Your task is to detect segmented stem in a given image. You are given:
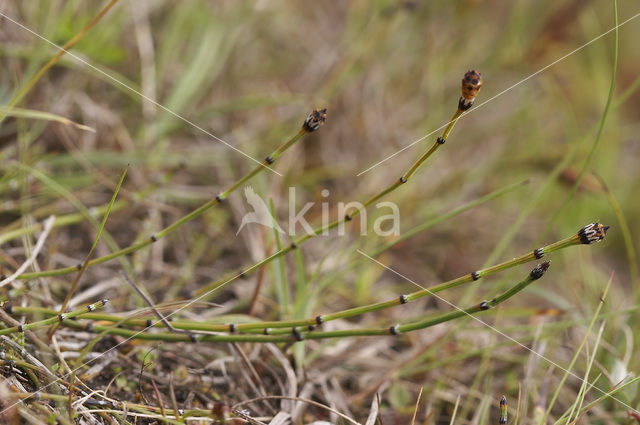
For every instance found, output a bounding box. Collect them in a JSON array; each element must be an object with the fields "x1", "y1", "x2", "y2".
[
  {"x1": 0, "y1": 300, "x2": 108, "y2": 336},
  {"x1": 11, "y1": 113, "x2": 322, "y2": 280},
  {"x1": 195, "y1": 73, "x2": 481, "y2": 298},
  {"x1": 28, "y1": 262, "x2": 547, "y2": 343},
  {"x1": 8, "y1": 223, "x2": 605, "y2": 338}
]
